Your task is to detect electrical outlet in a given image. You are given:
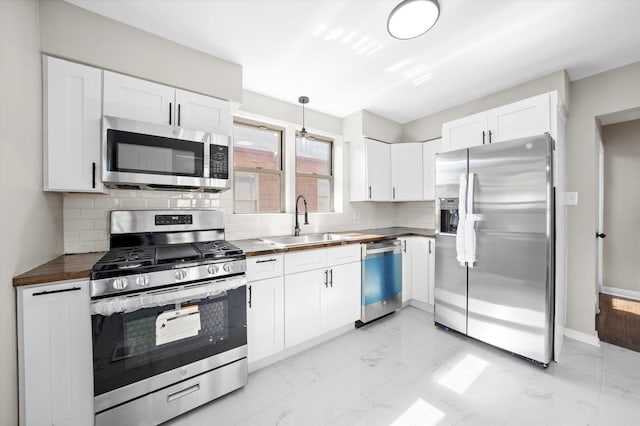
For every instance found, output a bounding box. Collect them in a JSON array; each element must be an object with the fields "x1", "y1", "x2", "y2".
[{"x1": 565, "y1": 192, "x2": 578, "y2": 206}]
